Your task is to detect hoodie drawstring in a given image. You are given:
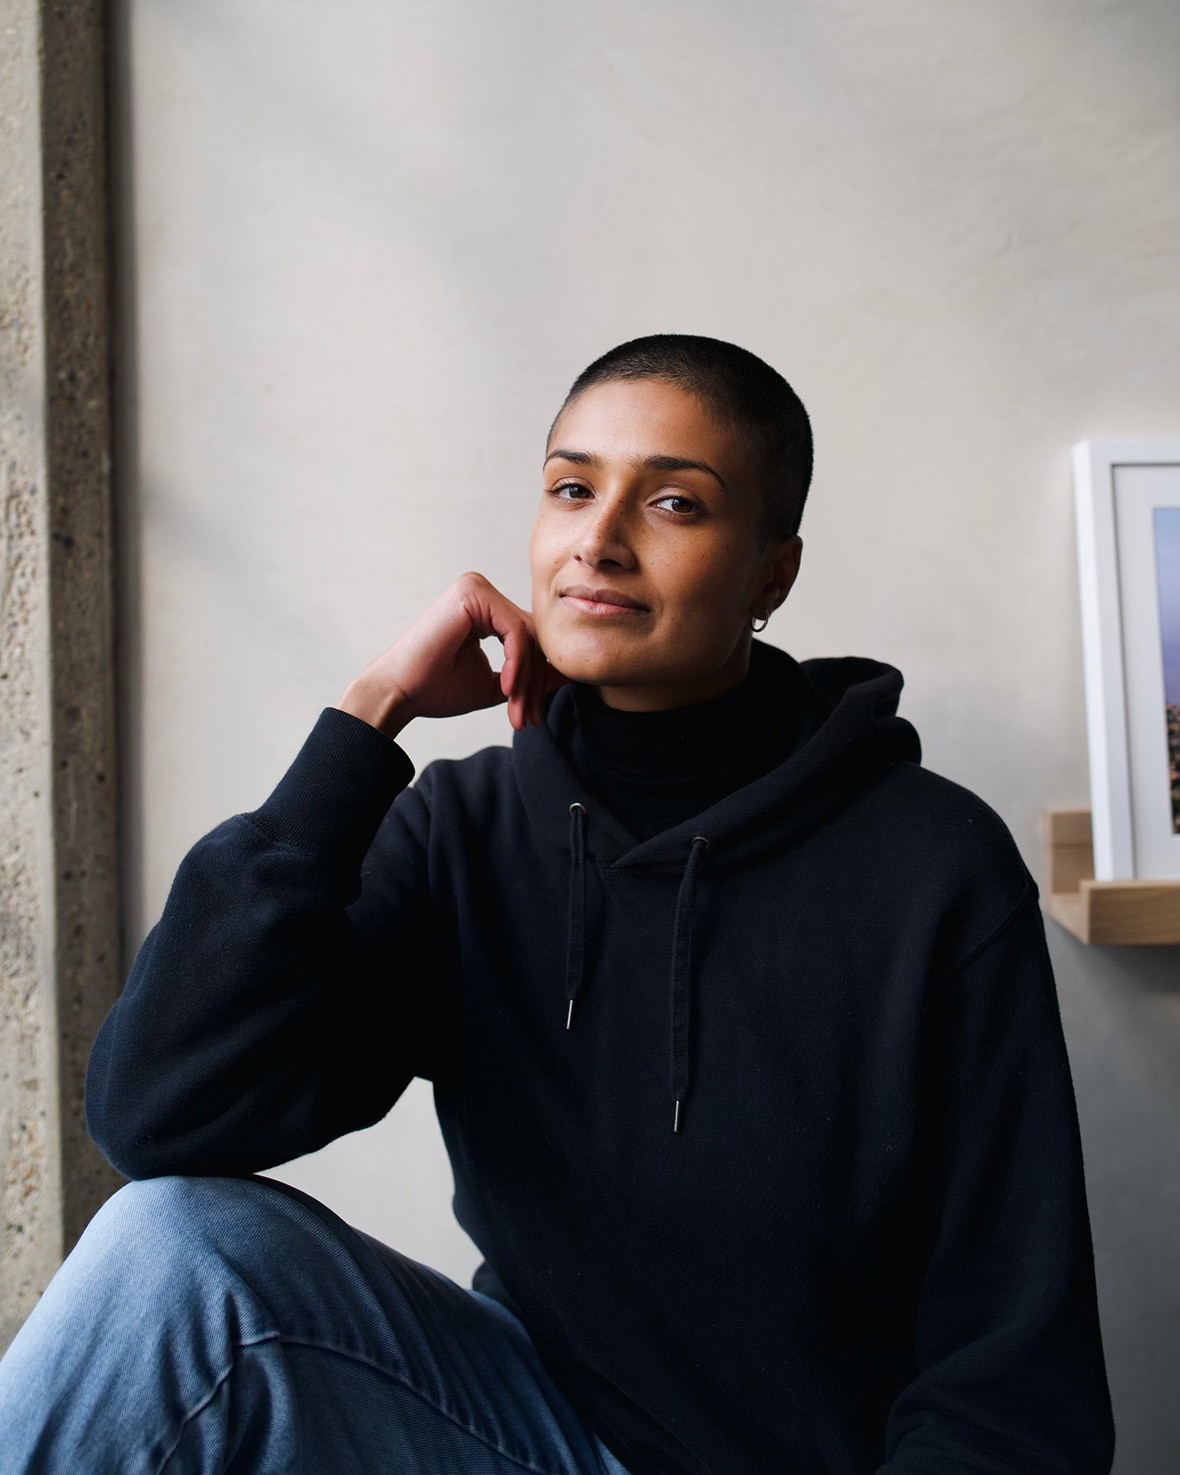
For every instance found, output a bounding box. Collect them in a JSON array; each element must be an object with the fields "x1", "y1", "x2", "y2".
[
  {"x1": 565, "y1": 803, "x2": 587, "y2": 1031},
  {"x1": 670, "y1": 834, "x2": 709, "y2": 1133},
  {"x1": 565, "y1": 801, "x2": 709, "y2": 1134}
]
